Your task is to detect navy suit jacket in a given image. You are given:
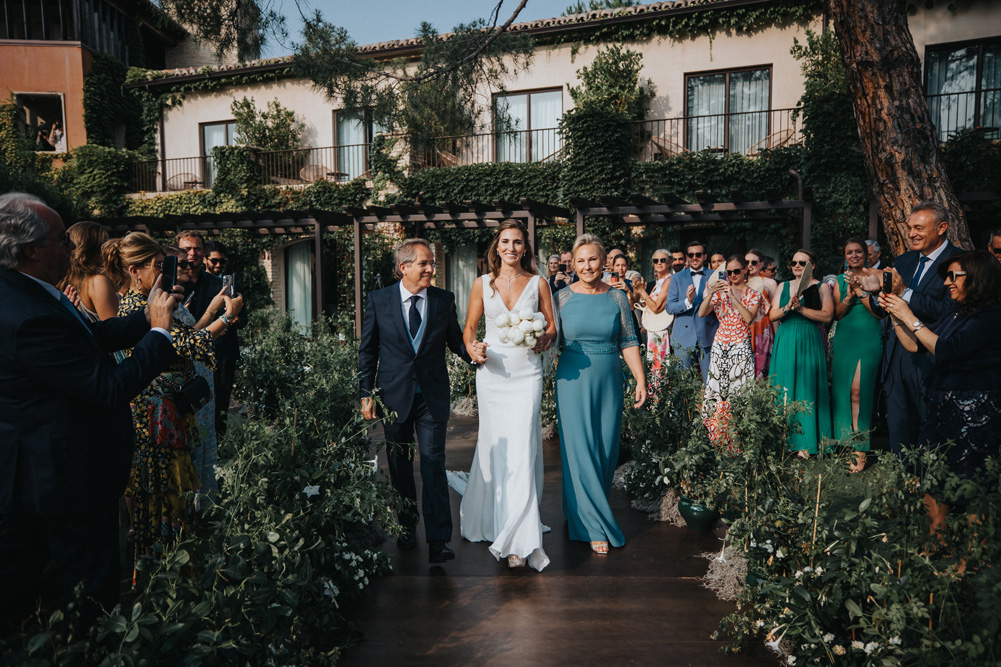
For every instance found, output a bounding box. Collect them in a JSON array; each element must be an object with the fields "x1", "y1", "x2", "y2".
[
  {"x1": 358, "y1": 284, "x2": 470, "y2": 424},
  {"x1": 665, "y1": 267, "x2": 718, "y2": 350},
  {"x1": 875, "y1": 241, "x2": 963, "y2": 376},
  {"x1": 0, "y1": 269, "x2": 176, "y2": 516}
]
